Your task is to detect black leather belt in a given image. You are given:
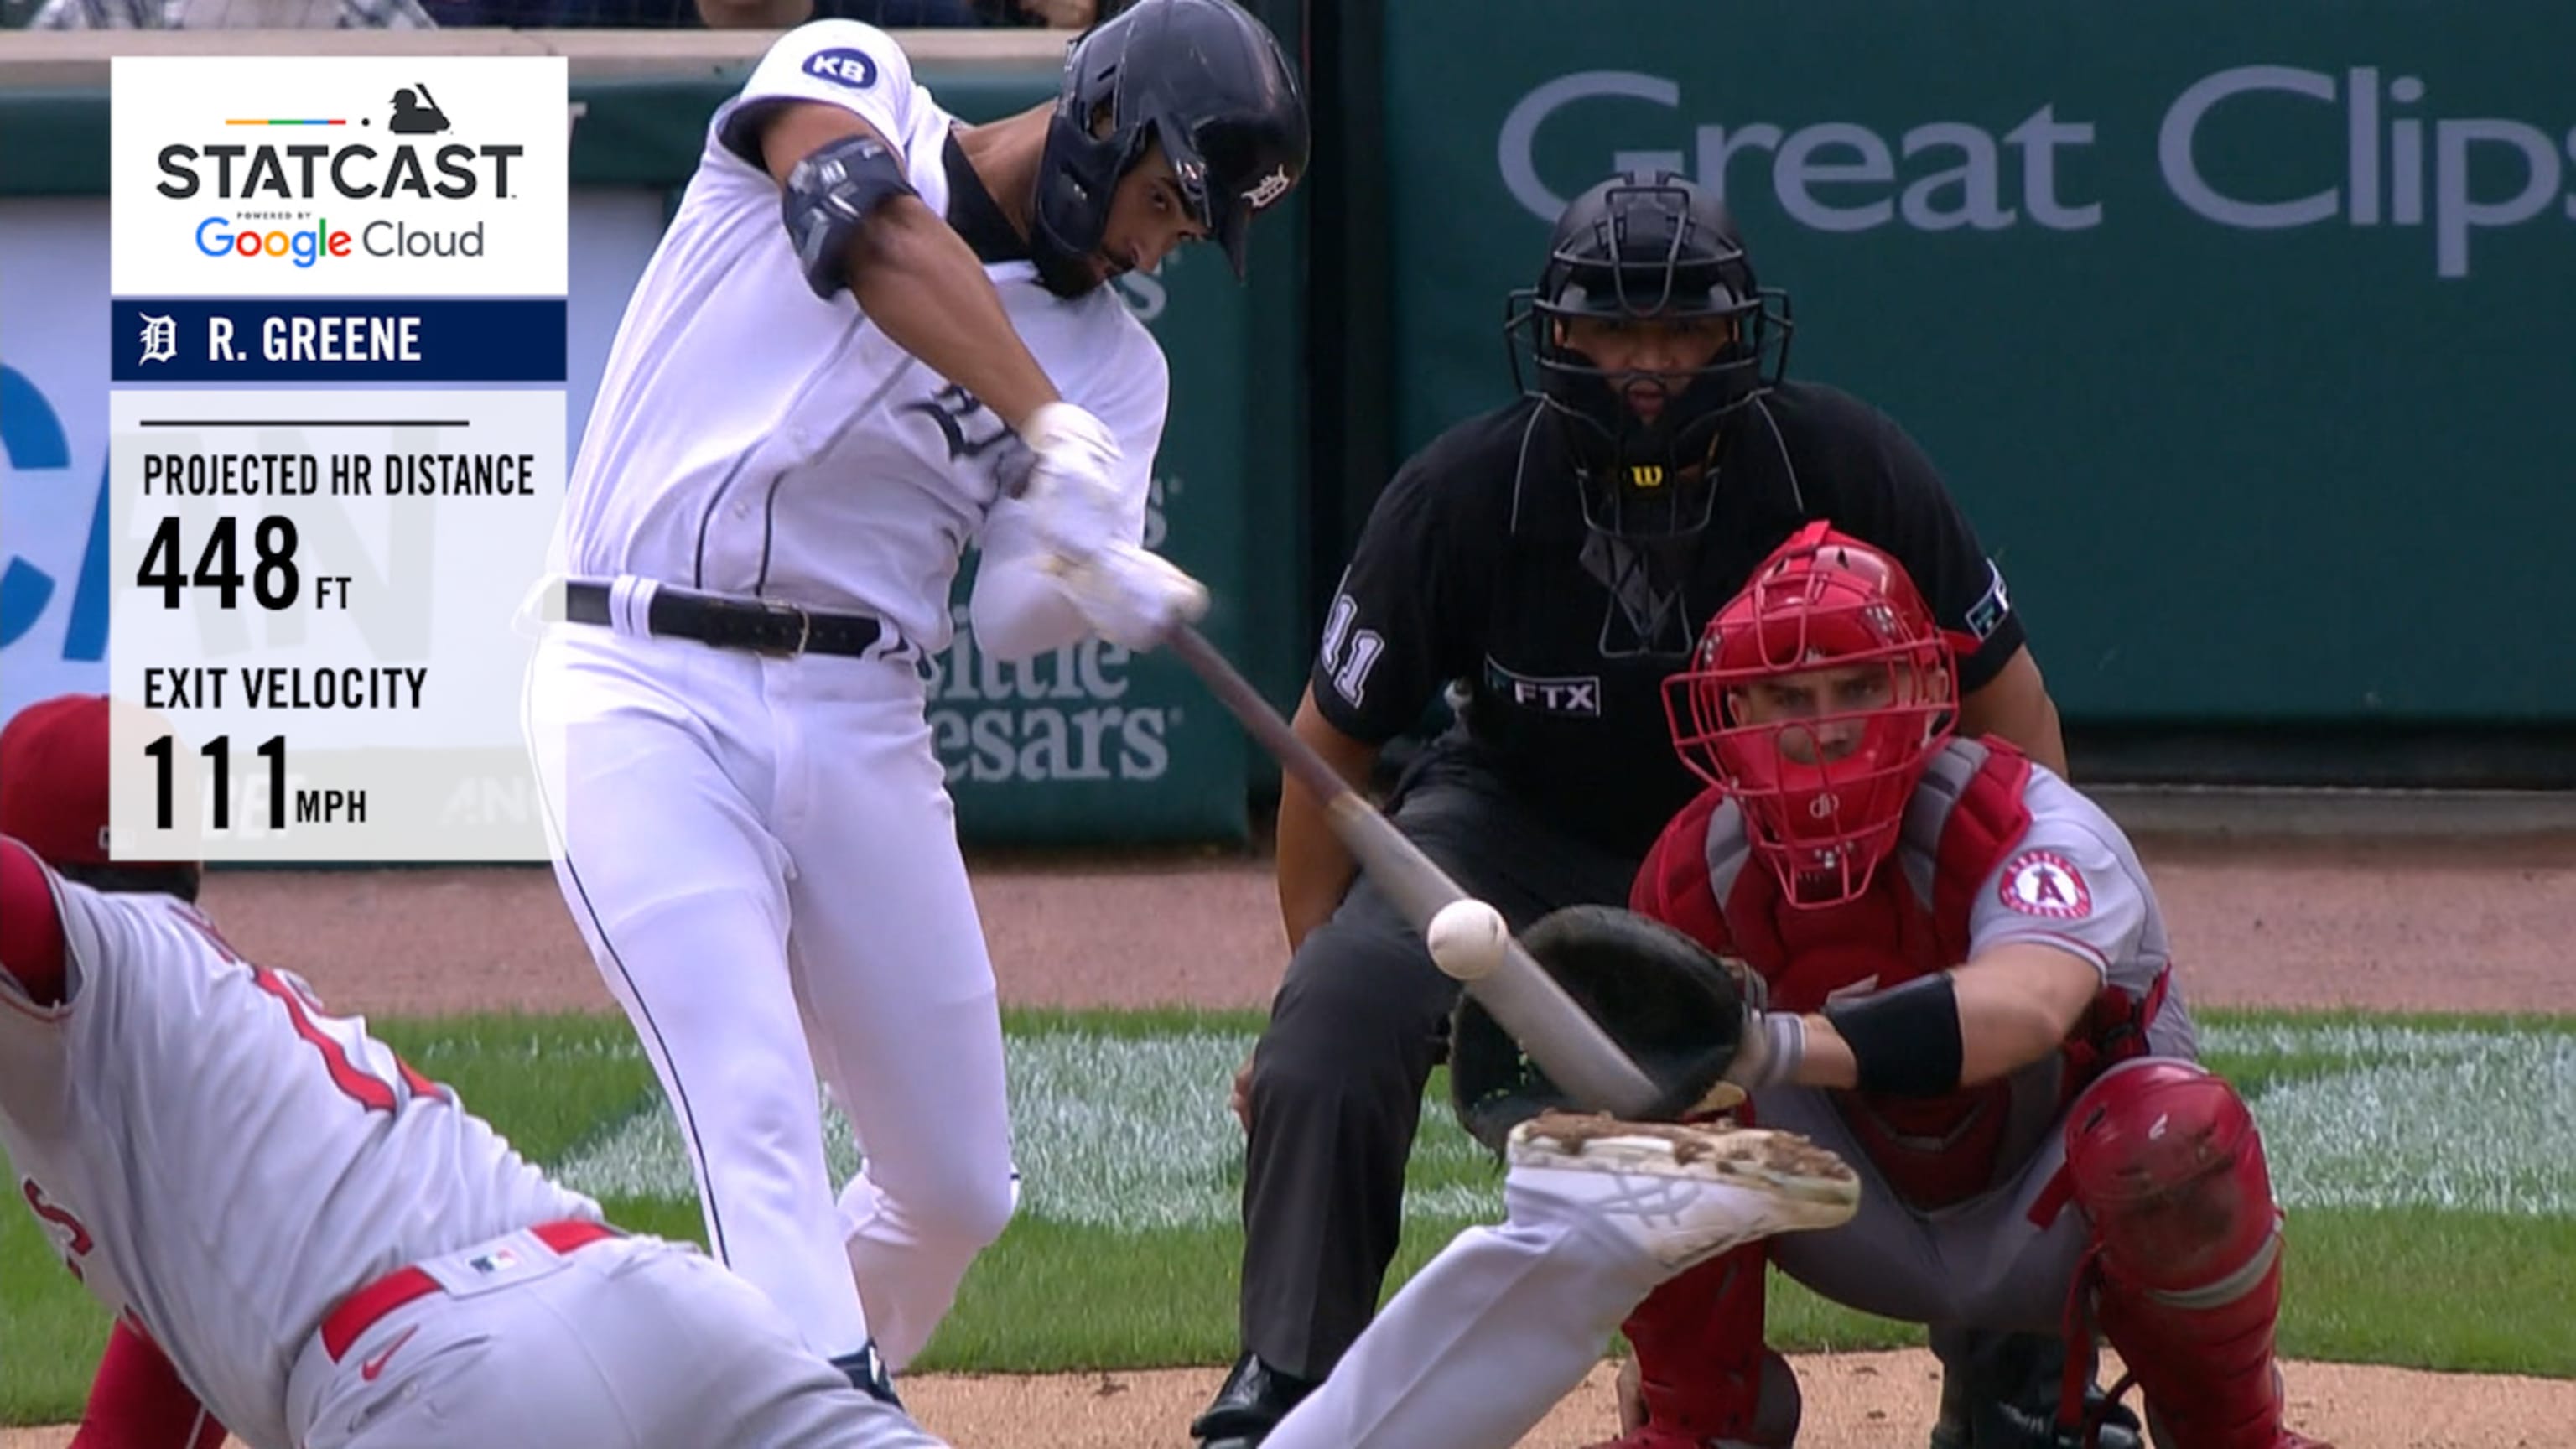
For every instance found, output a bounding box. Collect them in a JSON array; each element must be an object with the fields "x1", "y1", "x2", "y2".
[{"x1": 563, "y1": 581, "x2": 882, "y2": 658}]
